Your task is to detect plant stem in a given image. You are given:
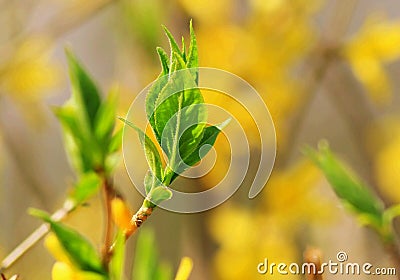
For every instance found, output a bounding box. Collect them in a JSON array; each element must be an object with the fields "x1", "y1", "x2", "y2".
[
  {"x1": 303, "y1": 247, "x2": 324, "y2": 280},
  {"x1": 124, "y1": 200, "x2": 154, "y2": 239},
  {"x1": 100, "y1": 174, "x2": 116, "y2": 267}
]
